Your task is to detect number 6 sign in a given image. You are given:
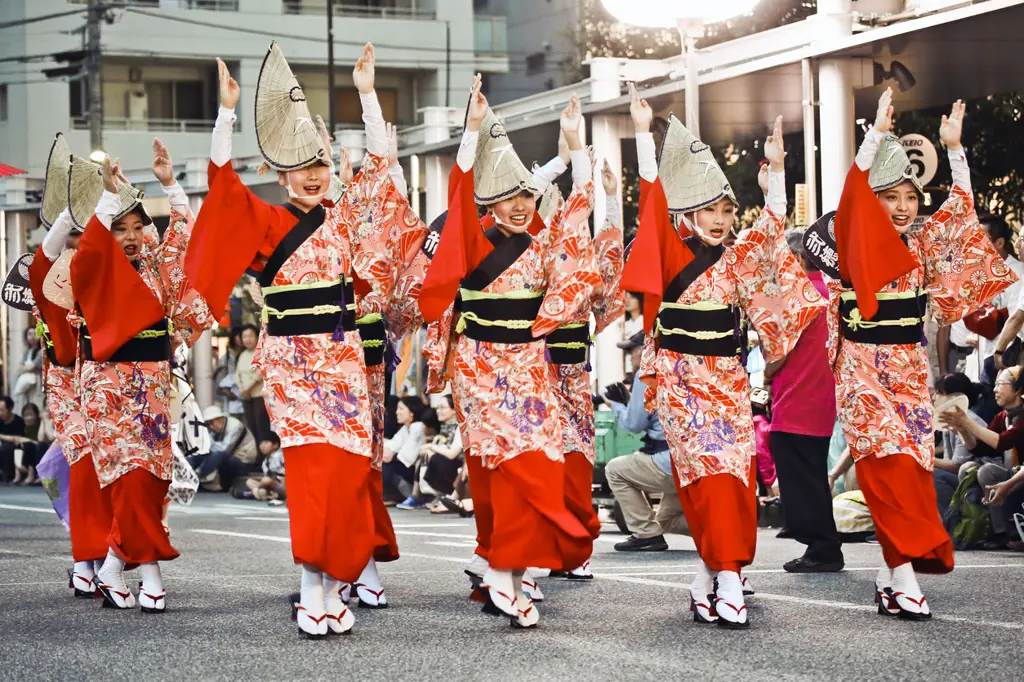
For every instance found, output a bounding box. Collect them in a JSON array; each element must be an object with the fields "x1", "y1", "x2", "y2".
[{"x1": 900, "y1": 133, "x2": 939, "y2": 187}]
